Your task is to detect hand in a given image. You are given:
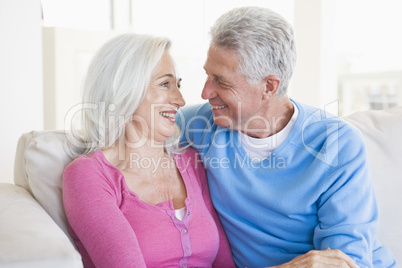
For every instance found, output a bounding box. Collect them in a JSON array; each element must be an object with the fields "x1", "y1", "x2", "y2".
[{"x1": 267, "y1": 249, "x2": 359, "y2": 268}]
